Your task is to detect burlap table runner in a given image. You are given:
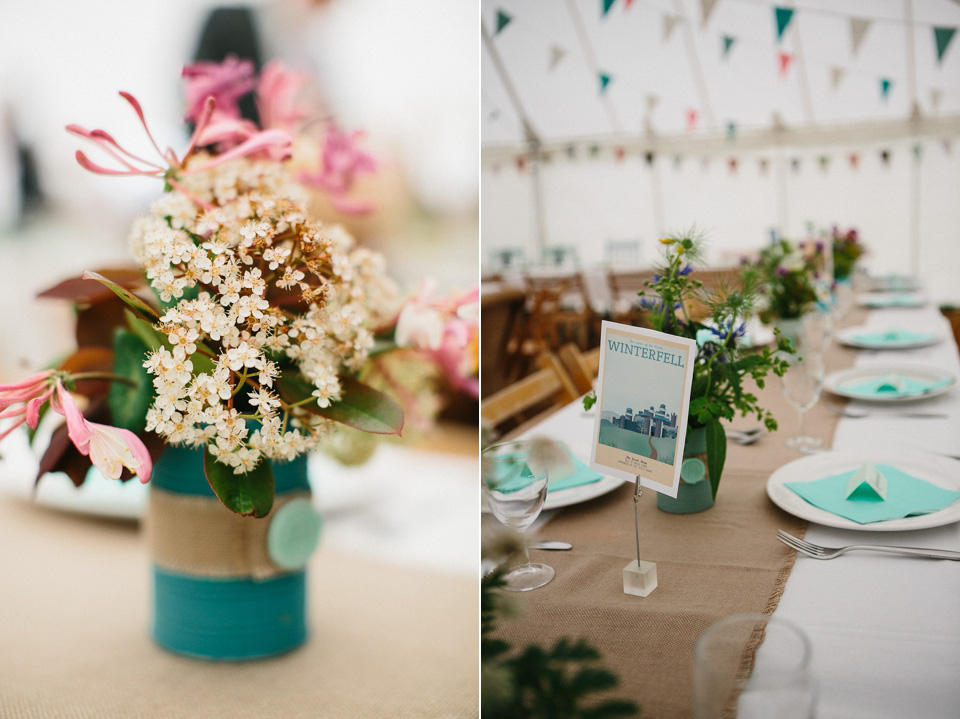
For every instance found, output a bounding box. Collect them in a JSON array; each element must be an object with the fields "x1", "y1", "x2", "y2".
[{"x1": 492, "y1": 309, "x2": 864, "y2": 718}]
